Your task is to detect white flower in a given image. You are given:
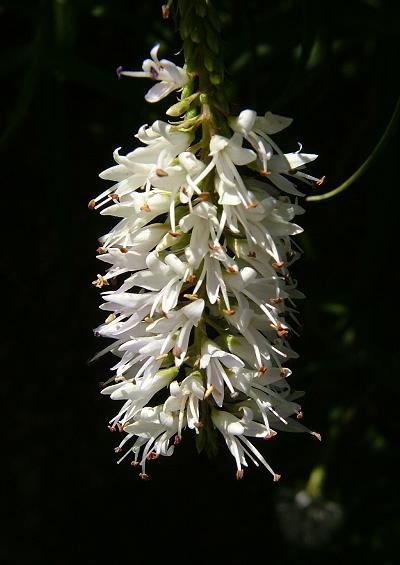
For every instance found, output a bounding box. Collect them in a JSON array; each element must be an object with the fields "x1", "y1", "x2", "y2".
[
  {"x1": 200, "y1": 340, "x2": 244, "y2": 406},
  {"x1": 101, "y1": 366, "x2": 179, "y2": 428},
  {"x1": 163, "y1": 373, "x2": 205, "y2": 437},
  {"x1": 229, "y1": 109, "x2": 319, "y2": 195},
  {"x1": 146, "y1": 299, "x2": 205, "y2": 366},
  {"x1": 179, "y1": 201, "x2": 221, "y2": 268},
  {"x1": 92, "y1": 121, "x2": 191, "y2": 209},
  {"x1": 95, "y1": 224, "x2": 168, "y2": 281},
  {"x1": 119, "y1": 405, "x2": 181, "y2": 479},
  {"x1": 98, "y1": 190, "x2": 171, "y2": 248},
  {"x1": 119, "y1": 44, "x2": 189, "y2": 103},
  {"x1": 211, "y1": 407, "x2": 281, "y2": 480},
  {"x1": 209, "y1": 133, "x2": 257, "y2": 207}
]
